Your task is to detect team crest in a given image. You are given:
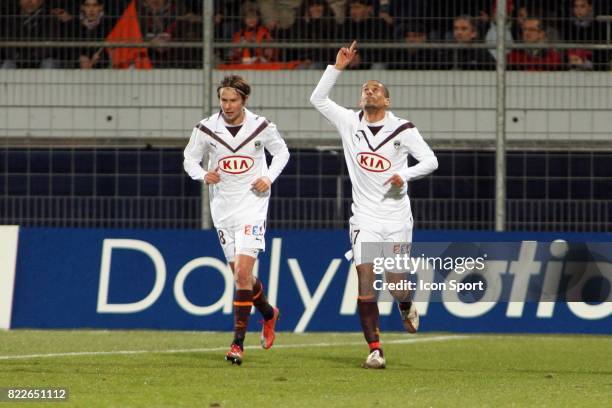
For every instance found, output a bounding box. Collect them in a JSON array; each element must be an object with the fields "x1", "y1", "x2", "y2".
[
  {"x1": 254, "y1": 140, "x2": 262, "y2": 149},
  {"x1": 394, "y1": 140, "x2": 400, "y2": 149}
]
